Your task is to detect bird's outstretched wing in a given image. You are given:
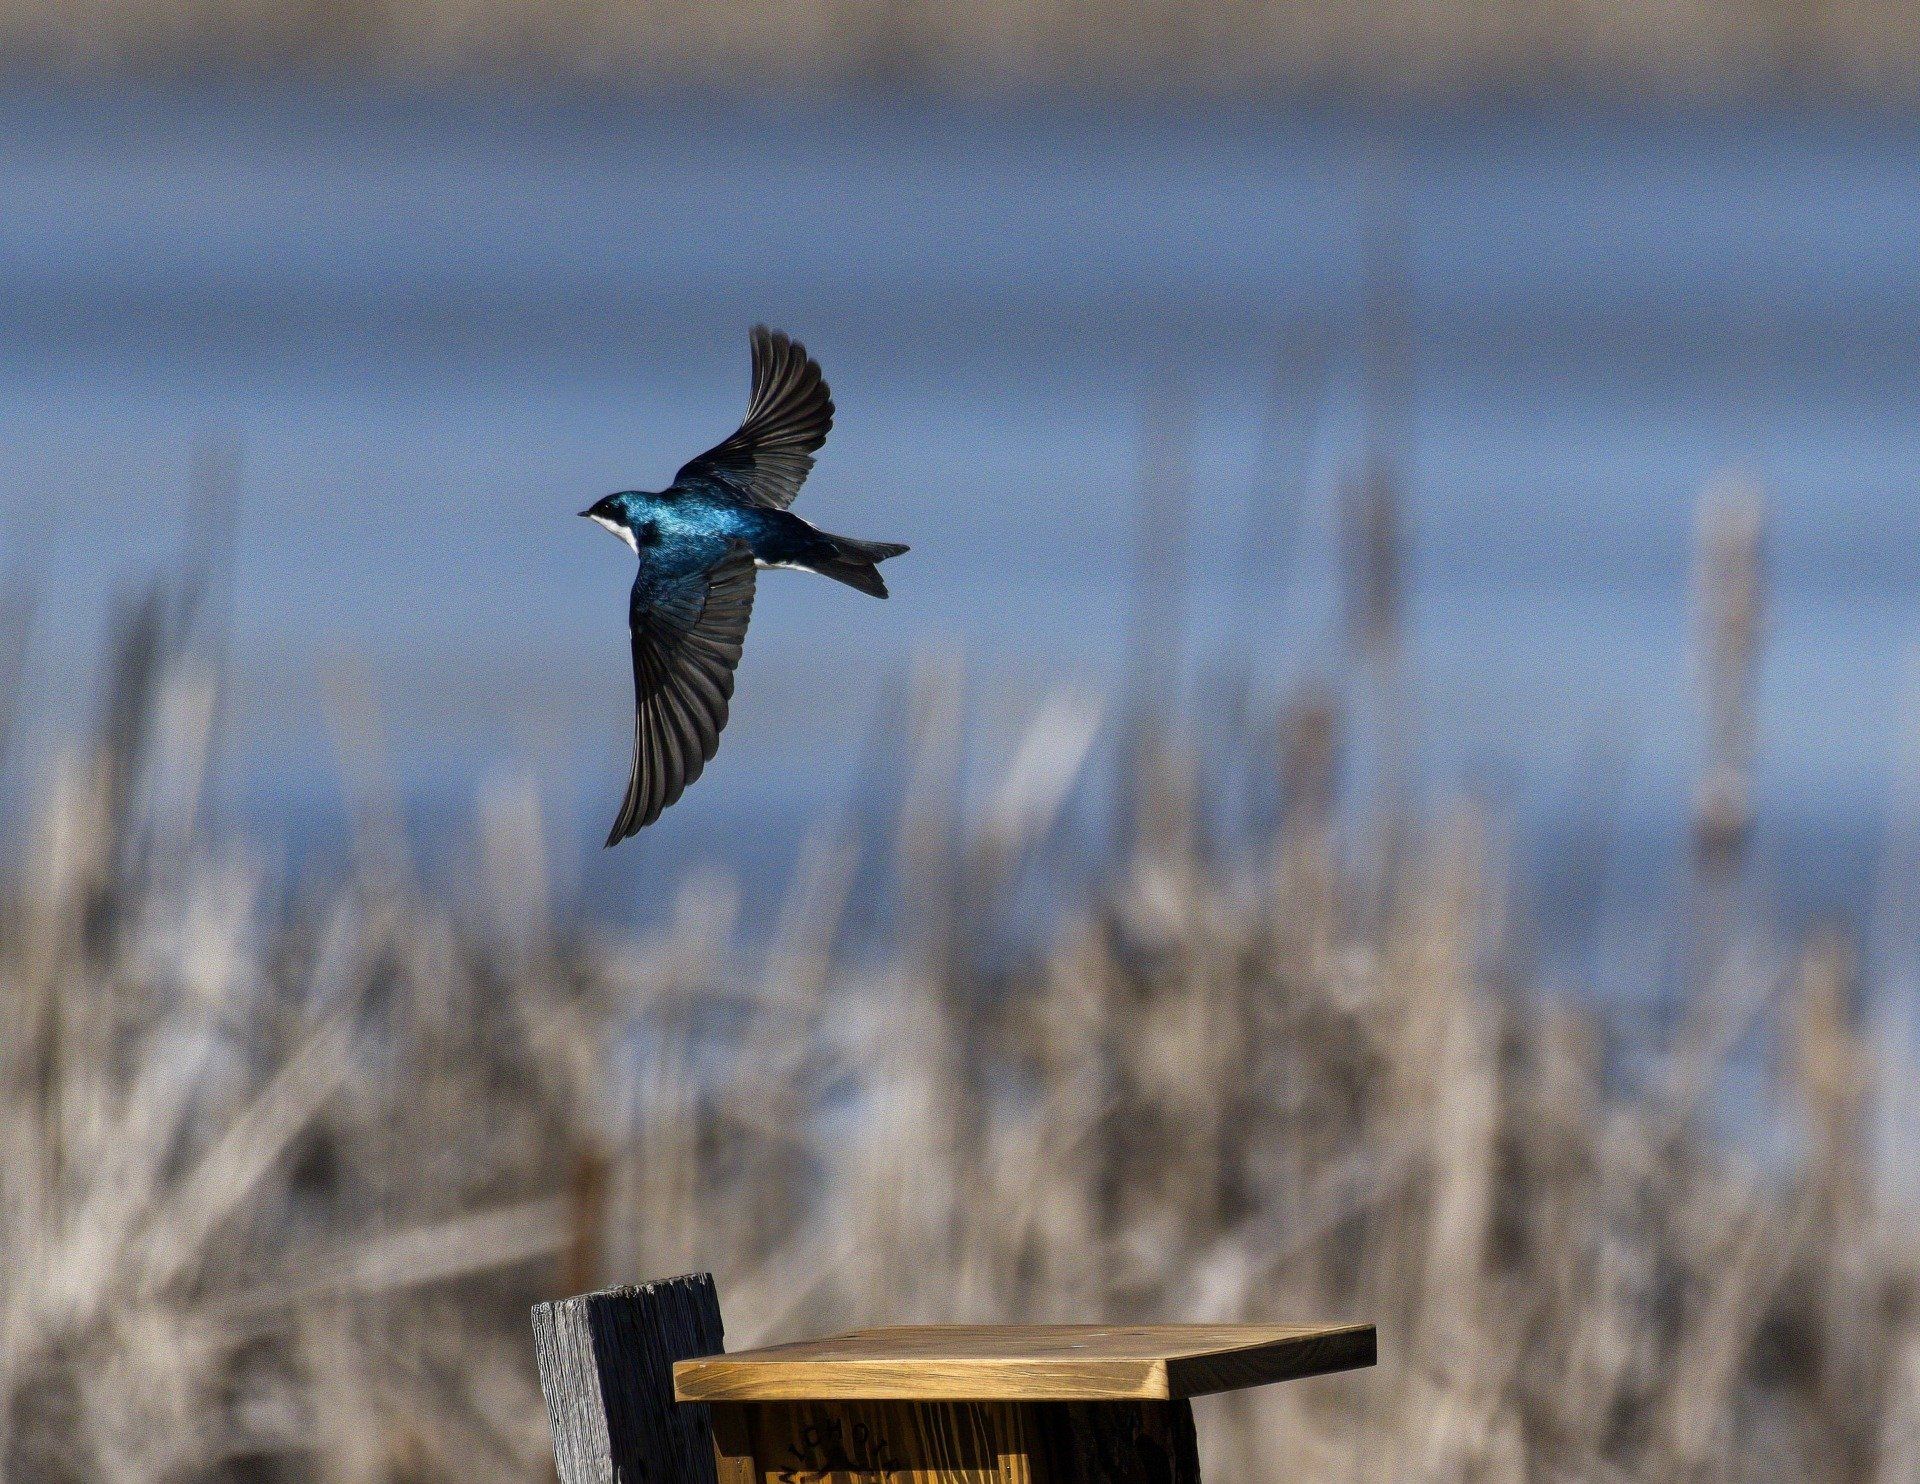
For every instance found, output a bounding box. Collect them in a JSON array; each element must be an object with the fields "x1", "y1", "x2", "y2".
[
  {"x1": 607, "y1": 542, "x2": 758, "y2": 844},
  {"x1": 672, "y1": 325, "x2": 834, "y2": 510}
]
